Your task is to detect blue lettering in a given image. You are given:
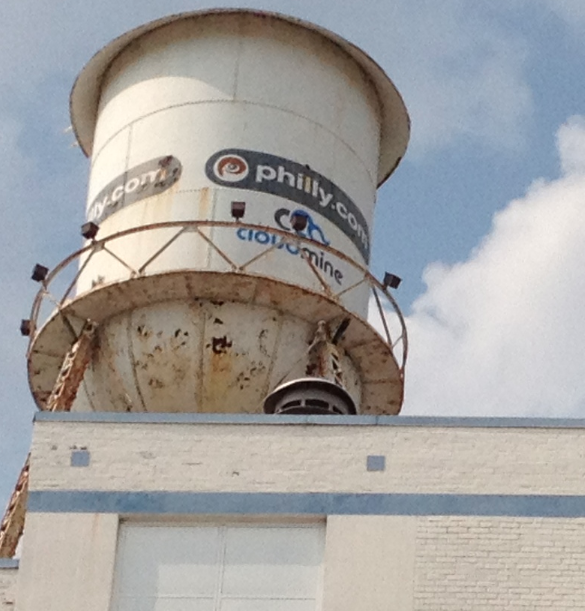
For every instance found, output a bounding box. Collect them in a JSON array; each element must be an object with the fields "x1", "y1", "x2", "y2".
[
  {"x1": 234, "y1": 226, "x2": 343, "y2": 285},
  {"x1": 255, "y1": 231, "x2": 270, "y2": 245}
]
